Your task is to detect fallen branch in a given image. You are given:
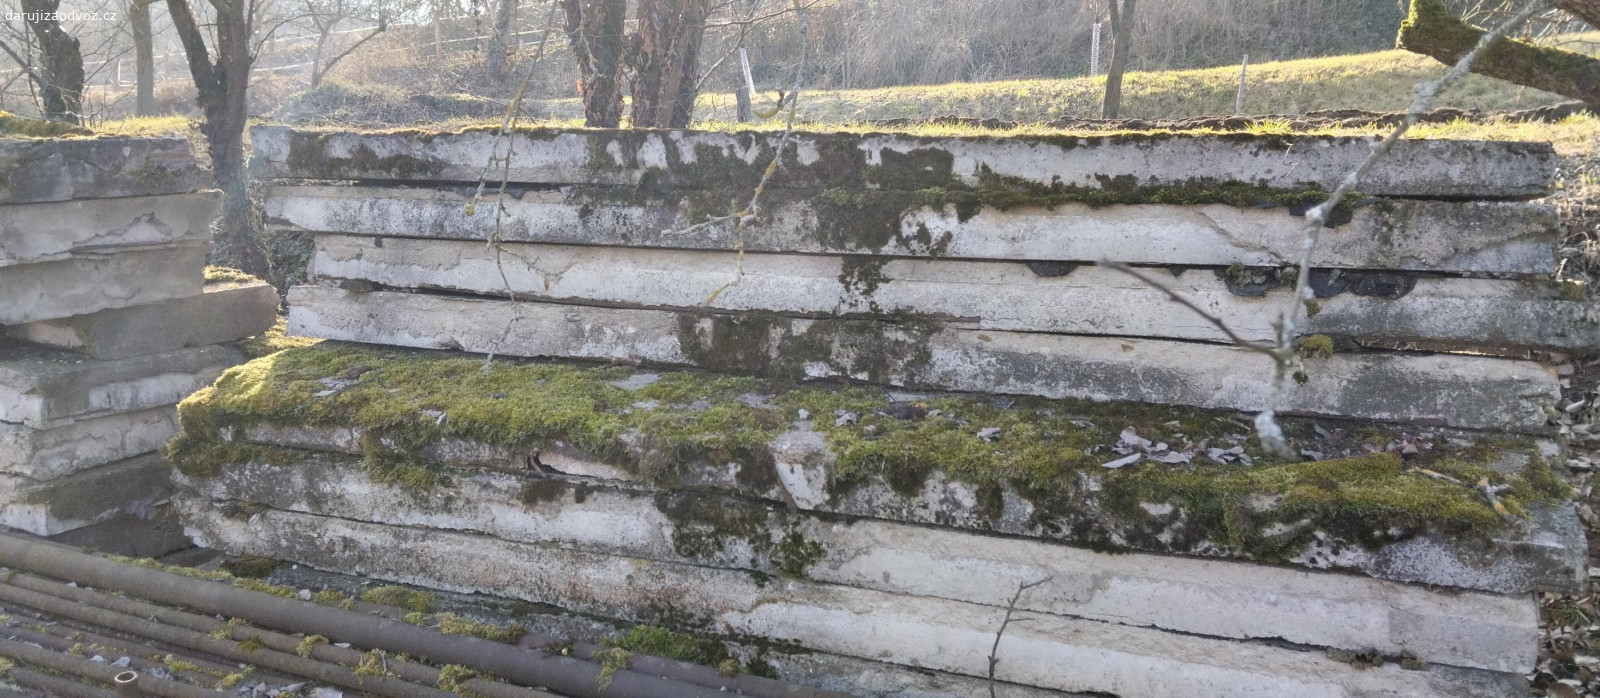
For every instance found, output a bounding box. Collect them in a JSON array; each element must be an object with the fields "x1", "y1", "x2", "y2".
[
  {"x1": 988, "y1": 576, "x2": 1051, "y2": 698},
  {"x1": 1400, "y1": 0, "x2": 1598, "y2": 107}
]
